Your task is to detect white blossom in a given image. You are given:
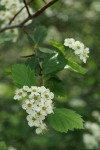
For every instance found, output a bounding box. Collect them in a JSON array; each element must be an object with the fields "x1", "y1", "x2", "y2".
[
  {"x1": 22, "y1": 99, "x2": 34, "y2": 114},
  {"x1": 80, "y1": 47, "x2": 89, "y2": 63},
  {"x1": 14, "y1": 85, "x2": 54, "y2": 134},
  {"x1": 29, "y1": 93, "x2": 40, "y2": 101},
  {"x1": 27, "y1": 115, "x2": 41, "y2": 127},
  {"x1": 64, "y1": 38, "x2": 75, "y2": 48},
  {"x1": 64, "y1": 38, "x2": 90, "y2": 63},
  {"x1": 26, "y1": 113, "x2": 45, "y2": 127},
  {"x1": 35, "y1": 123, "x2": 47, "y2": 134},
  {"x1": 14, "y1": 88, "x2": 27, "y2": 100},
  {"x1": 37, "y1": 86, "x2": 47, "y2": 93},
  {"x1": 73, "y1": 41, "x2": 84, "y2": 54},
  {"x1": 41, "y1": 90, "x2": 54, "y2": 100},
  {"x1": 40, "y1": 105, "x2": 54, "y2": 116},
  {"x1": 23, "y1": 86, "x2": 31, "y2": 92},
  {"x1": 29, "y1": 86, "x2": 39, "y2": 95}
]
